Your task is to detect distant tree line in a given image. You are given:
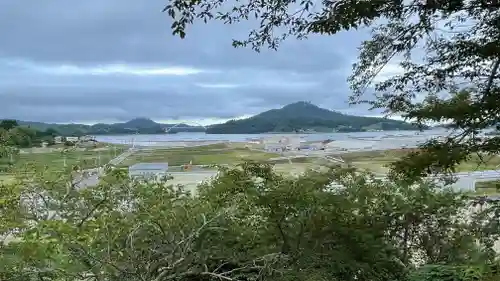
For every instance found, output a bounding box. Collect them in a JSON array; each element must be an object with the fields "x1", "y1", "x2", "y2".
[
  {"x1": 207, "y1": 117, "x2": 419, "y2": 134},
  {"x1": 0, "y1": 119, "x2": 60, "y2": 172},
  {"x1": 0, "y1": 120, "x2": 59, "y2": 148},
  {"x1": 19, "y1": 118, "x2": 206, "y2": 136}
]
